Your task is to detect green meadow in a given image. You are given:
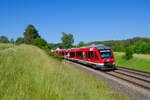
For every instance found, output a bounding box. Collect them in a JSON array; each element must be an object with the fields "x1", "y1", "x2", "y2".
[
  {"x1": 0, "y1": 44, "x2": 127, "y2": 100},
  {"x1": 114, "y1": 52, "x2": 150, "y2": 72}
]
